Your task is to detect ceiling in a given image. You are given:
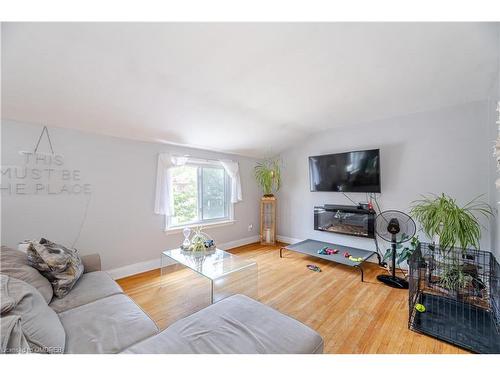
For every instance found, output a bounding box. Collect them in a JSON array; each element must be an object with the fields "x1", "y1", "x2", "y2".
[{"x1": 2, "y1": 23, "x2": 499, "y2": 157}]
